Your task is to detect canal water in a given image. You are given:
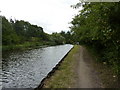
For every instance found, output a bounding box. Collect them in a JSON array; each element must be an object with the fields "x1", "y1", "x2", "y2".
[{"x1": 1, "y1": 44, "x2": 73, "y2": 88}]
